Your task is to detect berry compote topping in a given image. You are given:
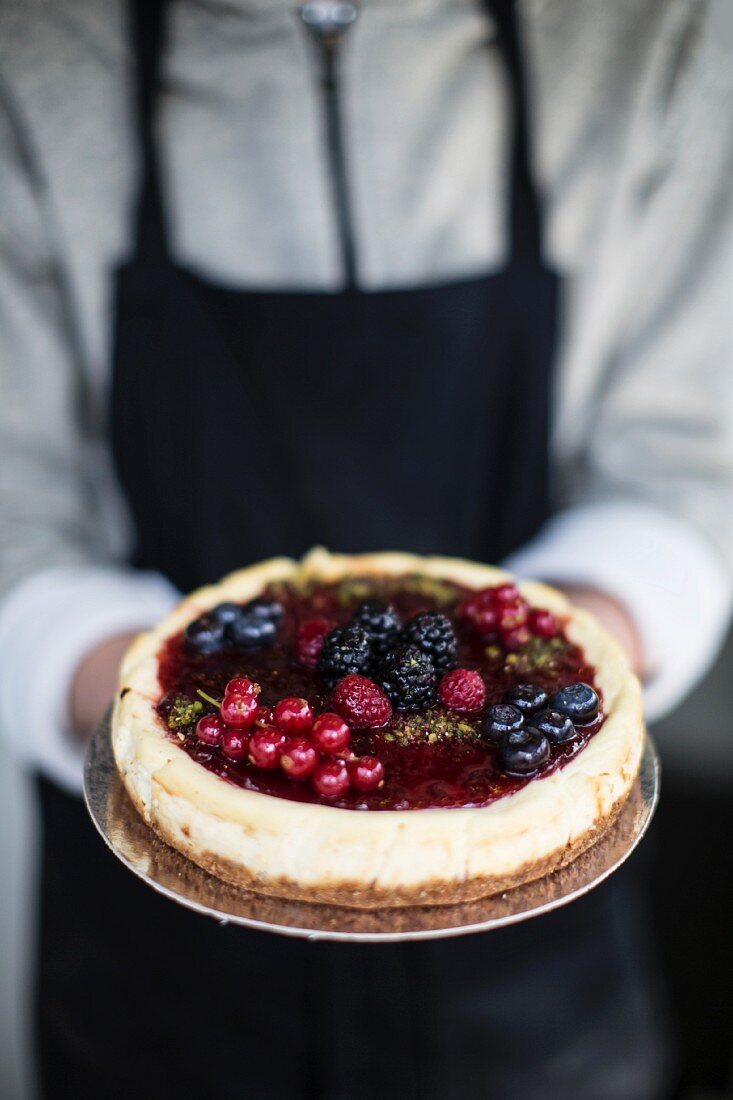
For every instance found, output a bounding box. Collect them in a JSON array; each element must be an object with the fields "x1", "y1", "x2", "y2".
[{"x1": 156, "y1": 574, "x2": 604, "y2": 810}]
